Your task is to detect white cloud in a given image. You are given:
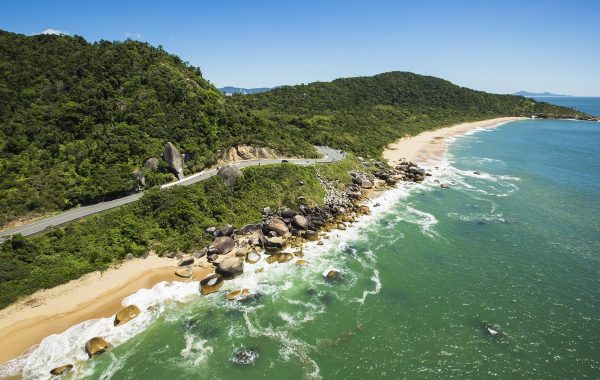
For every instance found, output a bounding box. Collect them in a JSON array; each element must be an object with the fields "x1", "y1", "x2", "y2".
[
  {"x1": 124, "y1": 32, "x2": 144, "y2": 39},
  {"x1": 40, "y1": 28, "x2": 68, "y2": 35}
]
